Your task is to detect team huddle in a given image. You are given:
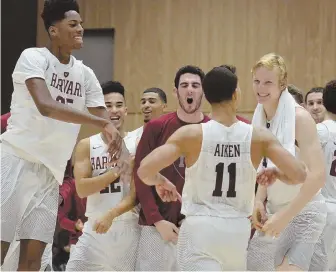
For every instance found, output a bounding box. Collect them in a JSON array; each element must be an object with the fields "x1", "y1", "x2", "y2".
[{"x1": 1, "y1": 0, "x2": 336, "y2": 271}]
